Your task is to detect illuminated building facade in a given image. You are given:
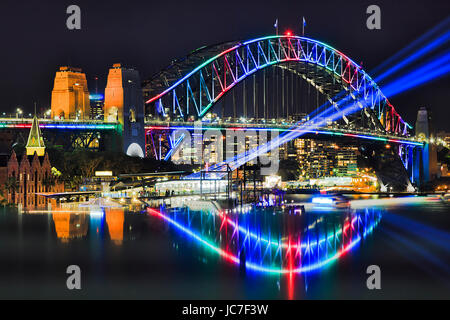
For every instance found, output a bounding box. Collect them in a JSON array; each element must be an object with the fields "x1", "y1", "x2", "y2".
[
  {"x1": 51, "y1": 66, "x2": 90, "y2": 120},
  {"x1": 171, "y1": 129, "x2": 270, "y2": 166},
  {"x1": 104, "y1": 63, "x2": 145, "y2": 157},
  {"x1": 0, "y1": 117, "x2": 64, "y2": 208},
  {"x1": 279, "y1": 140, "x2": 298, "y2": 161},
  {"x1": 90, "y1": 94, "x2": 104, "y2": 120},
  {"x1": 335, "y1": 144, "x2": 358, "y2": 176},
  {"x1": 294, "y1": 139, "x2": 358, "y2": 178},
  {"x1": 295, "y1": 139, "x2": 333, "y2": 178},
  {"x1": 437, "y1": 131, "x2": 450, "y2": 148}
]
